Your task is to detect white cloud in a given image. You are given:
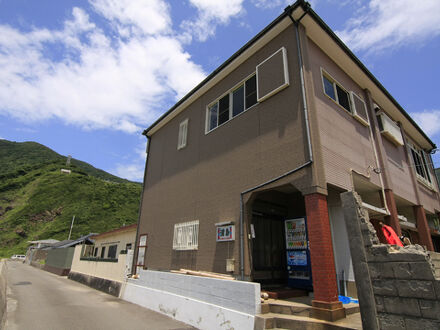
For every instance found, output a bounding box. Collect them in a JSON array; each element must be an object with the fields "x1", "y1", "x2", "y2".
[
  {"x1": 411, "y1": 110, "x2": 440, "y2": 137},
  {"x1": 336, "y1": 0, "x2": 440, "y2": 53},
  {"x1": 181, "y1": 0, "x2": 245, "y2": 42},
  {"x1": 0, "y1": 1, "x2": 206, "y2": 133},
  {"x1": 90, "y1": 0, "x2": 171, "y2": 36},
  {"x1": 113, "y1": 163, "x2": 145, "y2": 182},
  {"x1": 251, "y1": 0, "x2": 290, "y2": 9}
]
